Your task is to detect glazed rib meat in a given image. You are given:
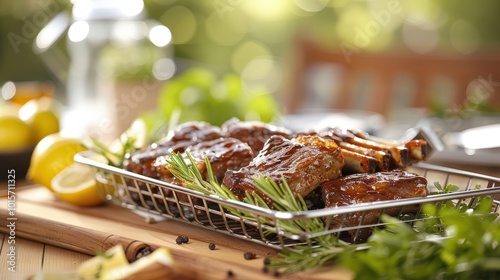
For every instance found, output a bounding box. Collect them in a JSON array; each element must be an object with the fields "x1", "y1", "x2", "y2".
[
  {"x1": 124, "y1": 121, "x2": 223, "y2": 178},
  {"x1": 221, "y1": 118, "x2": 293, "y2": 156},
  {"x1": 154, "y1": 137, "x2": 254, "y2": 183},
  {"x1": 122, "y1": 121, "x2": 253, "y2": 207},
  {"x1": 321, "y1": 169, "x2": 428, "y2": 241},
  {"x1": 297, "y1": 126, "x2": 427, "y2": 173},
  {"x1": 223, "y1": 135, "x2": 344, "y2": 207}
]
